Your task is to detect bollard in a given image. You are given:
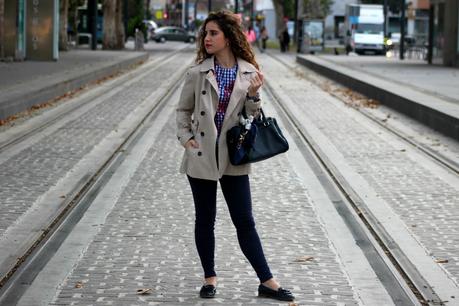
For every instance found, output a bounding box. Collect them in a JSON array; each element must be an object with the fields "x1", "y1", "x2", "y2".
[{"x1": 134, "y1": 28, "x2": 145, "y2": 51}]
